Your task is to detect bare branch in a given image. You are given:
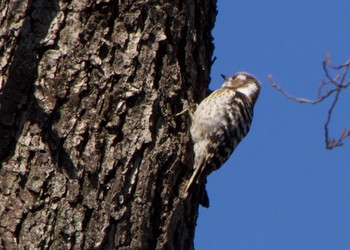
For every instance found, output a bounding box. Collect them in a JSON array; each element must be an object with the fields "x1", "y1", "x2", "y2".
[
  {"x1": 268, "y1": 75, "x2": 337, "y2": 104},
  {"x1": 269, "y1": 54, "x2": 350, "y2": 149}
]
